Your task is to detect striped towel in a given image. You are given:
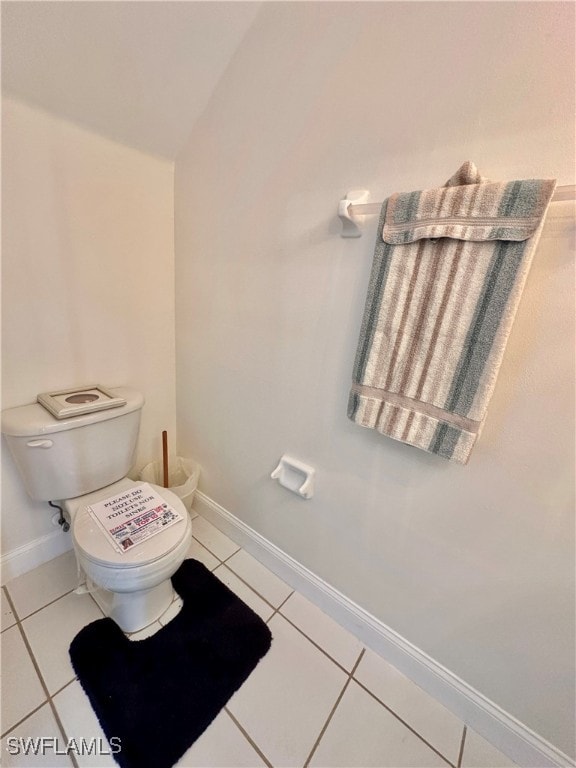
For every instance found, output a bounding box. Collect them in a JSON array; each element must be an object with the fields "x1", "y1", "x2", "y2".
[{"x1": 348, "y1": 162, "x2": 556, "y2": 463}]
